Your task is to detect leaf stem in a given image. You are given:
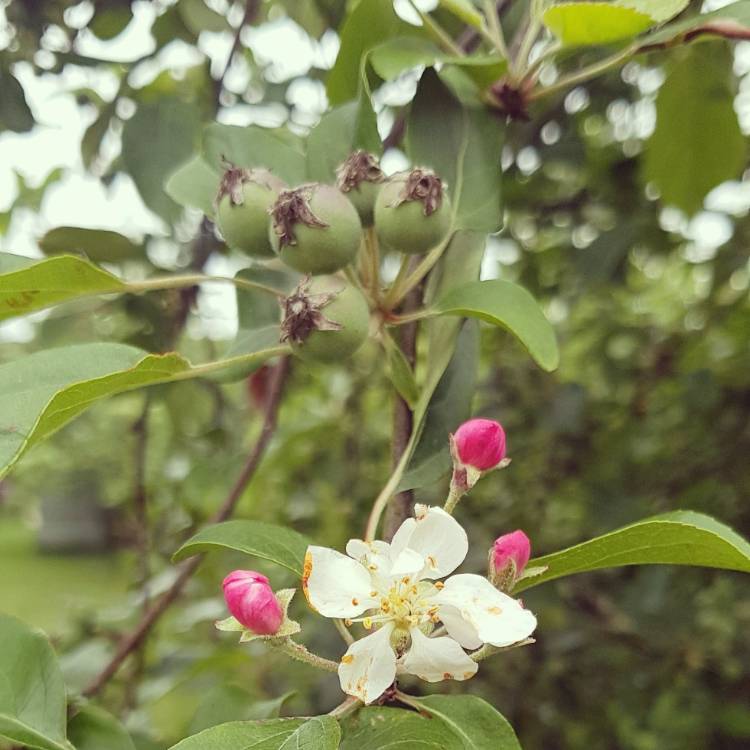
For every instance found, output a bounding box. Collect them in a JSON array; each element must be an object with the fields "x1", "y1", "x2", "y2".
[
  {"x1": 482, "y1": 0, "x2": 509, "y2": 58},
  {"x1": 132, "y1": 273, "x2": 286, "y2": 299},
  {"x1": 406, "y1": 0, "x2": 464, "y2": 56},
  {"x1": 529, "y1": 43, "x2": 638, "y2": 101}
]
